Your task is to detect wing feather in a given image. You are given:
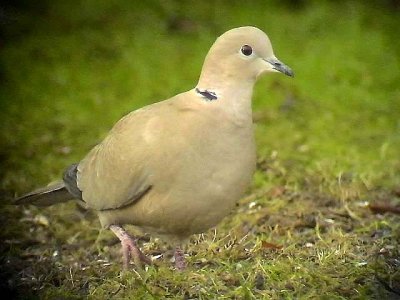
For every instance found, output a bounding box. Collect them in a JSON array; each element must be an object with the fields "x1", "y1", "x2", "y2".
[{"x1": 77, "y1": 107, "x2": 154, "y2": 210}]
